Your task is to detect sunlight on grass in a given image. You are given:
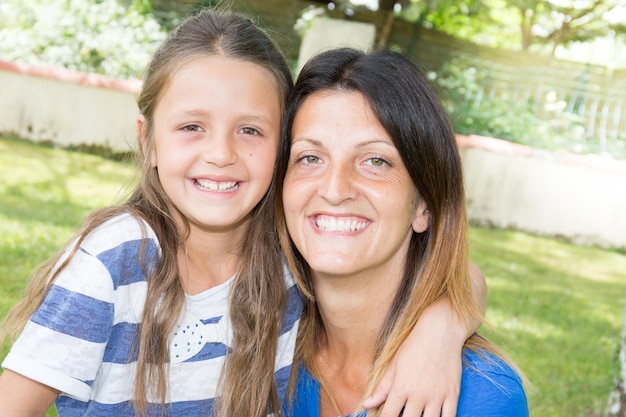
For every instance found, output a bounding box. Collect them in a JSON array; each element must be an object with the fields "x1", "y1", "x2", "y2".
[
  {"x1": 471, "y1": 227, "x2": 626, "y2": 417},
  {"x1": 486, "y1": 310, "x2": 564, "y2": 339}
]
